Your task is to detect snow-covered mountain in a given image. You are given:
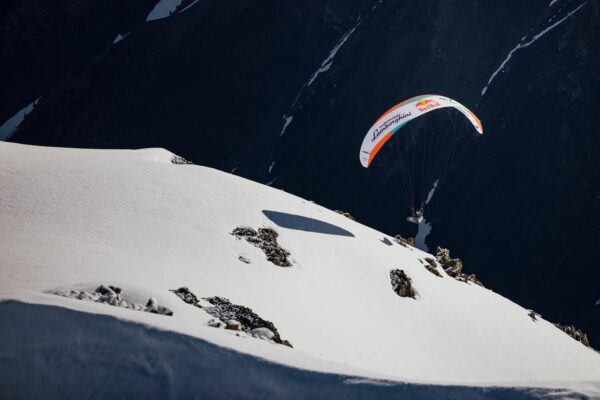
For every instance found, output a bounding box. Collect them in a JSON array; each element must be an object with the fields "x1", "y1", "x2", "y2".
[
  {"x1": 3, "y1": 0, "x2": 598, "y2": 344},
  {"x1": 1, "y1": 142, "x2": 598, "y2": 398}
]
